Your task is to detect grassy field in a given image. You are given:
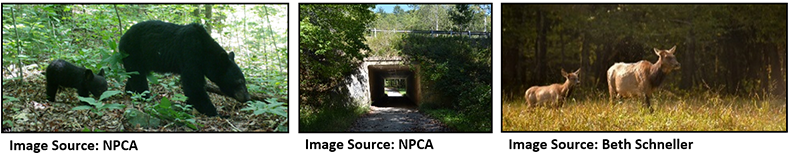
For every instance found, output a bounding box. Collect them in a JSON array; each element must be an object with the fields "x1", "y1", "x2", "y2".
[{"x1": 503, "y1": 90, "x2": 786, "y2": 131}]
